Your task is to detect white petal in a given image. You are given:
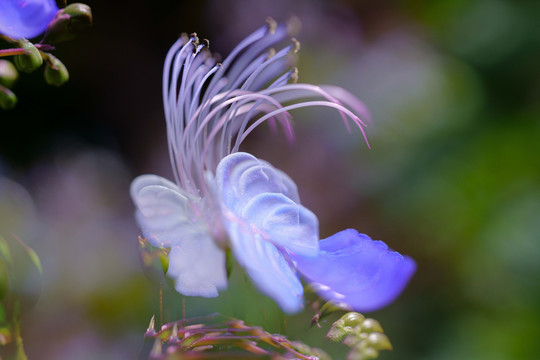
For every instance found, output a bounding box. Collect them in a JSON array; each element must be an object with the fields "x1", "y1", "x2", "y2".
[
  {"x1": 130, "y1": 174, "x2": 202, "y2": 248},
  {"x1": 167, "y1": 233, "x2": 227, "y2": 297}
]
